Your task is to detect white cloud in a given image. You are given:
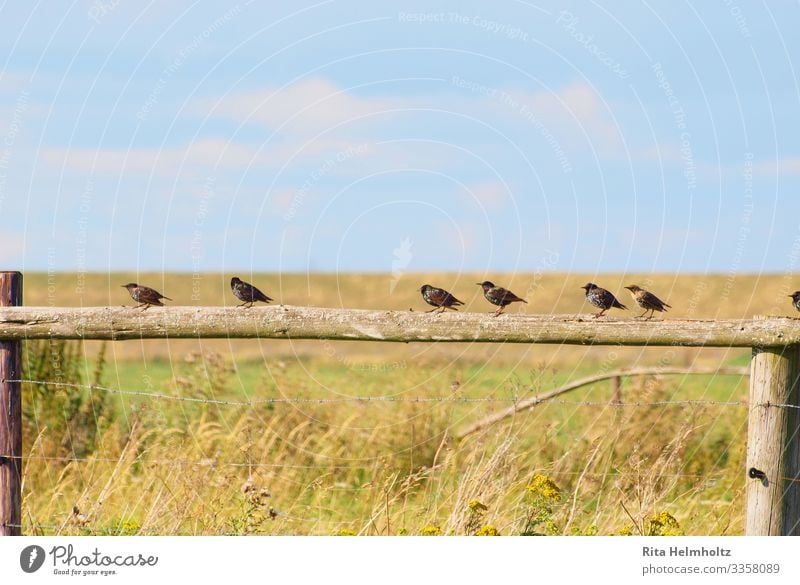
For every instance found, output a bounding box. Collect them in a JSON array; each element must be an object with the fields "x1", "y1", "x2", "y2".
[
  {"x1": 0, "y1": 72, "x2": 33, "y2": 91},
  {"x1": 636, "y1": 144, "x2": 683, "y2": 163},
  {"x1": 468, "y1": 181, "x2": 510, "y2": 210},
  {"x1": 200, "y1": 77, "x2": 622, "y2": 152},
  {"x1": 433, "y1": 79, "x2": 631, "y2": 165},
  {"x1": 0, "y1": 232, "x2": 25, "y2": 263},
  {"x1": 39, "y1": 134, "x2": 461, "y2": 179},
  {"x1": 752, "y1": 157, "x2": 800, "y2": 176},
  {"x1": 40, "y1": 79, "x2": 627, "y2": 179},
  {"x1": 197, "y1": 77, "x2": 404, "y2": 135},
  {"x1": 501, "y1": 82, "x2": 624, "y2": 151},
  {"x1": 40, "y1": 138, "x2": 256, "y2": 175},
  {"x1": 39, "y1": 136, "x2": 376, "y2": 177},
  {"x1": 264, "y1": 188, "x2": 296, "y2": 215}
]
